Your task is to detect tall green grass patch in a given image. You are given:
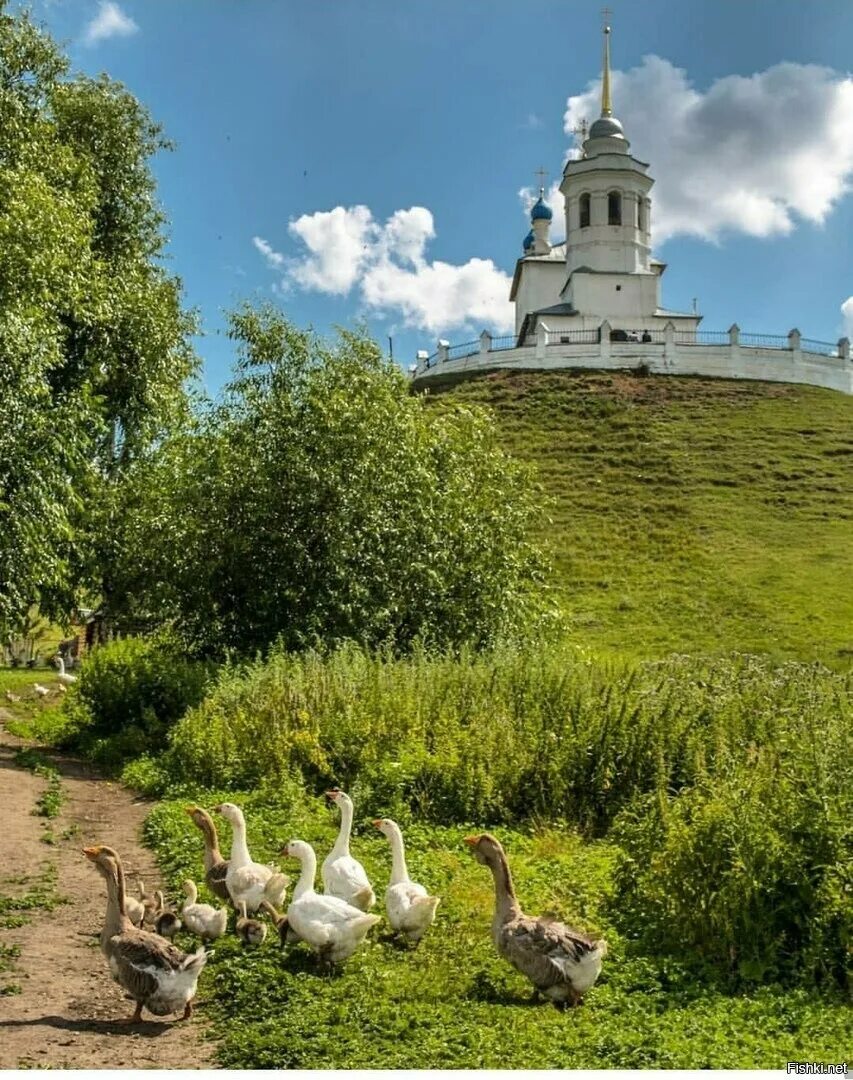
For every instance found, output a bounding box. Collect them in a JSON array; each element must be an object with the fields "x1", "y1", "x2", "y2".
[{"x1": 162, "y1": 644, "x2": 850, "y2": 833}]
